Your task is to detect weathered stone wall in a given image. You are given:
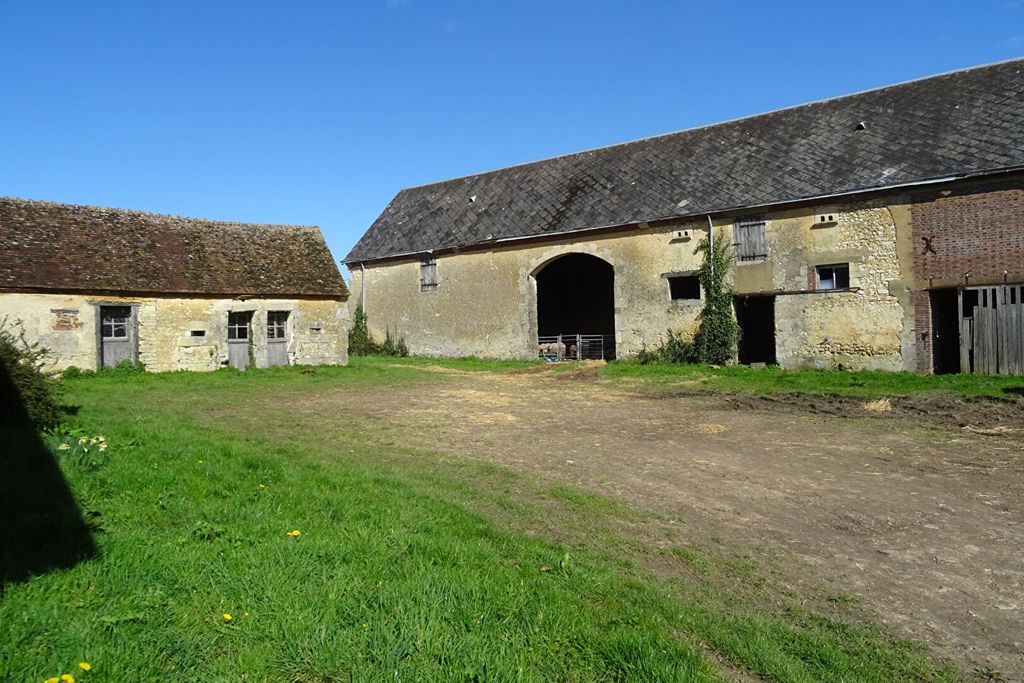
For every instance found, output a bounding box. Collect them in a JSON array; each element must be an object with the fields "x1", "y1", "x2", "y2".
[
  {"x1": 350, "y1": 221, "x2": 708, "y2": 360},
  {"x1": 0, "y1": 292, "x2": 348, "y2": 371},
  {"x1": 728, "y1": 200, "x2": 907, "y2": 371},
  {"x1": 350, "y1": 196, "x2": 913, "y2": 370}
]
